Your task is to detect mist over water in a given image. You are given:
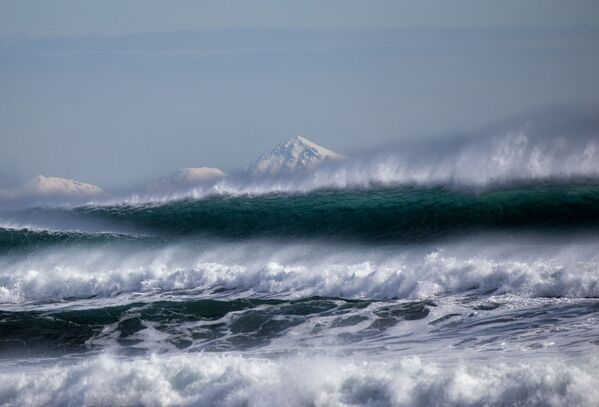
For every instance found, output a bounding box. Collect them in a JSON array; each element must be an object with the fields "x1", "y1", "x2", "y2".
[{"x1": 114, "y1": 122, "x2": 599, "y2": 206}]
